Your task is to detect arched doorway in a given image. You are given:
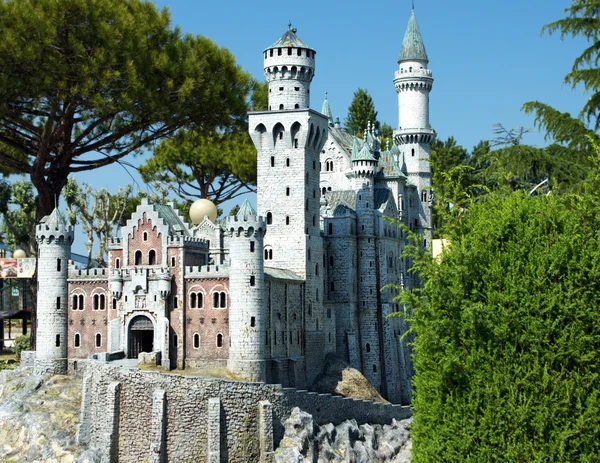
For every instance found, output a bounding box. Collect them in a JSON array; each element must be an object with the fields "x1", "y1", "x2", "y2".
[{"x1": 128, "y1": 315, "x2": 154, "y2": 358}]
